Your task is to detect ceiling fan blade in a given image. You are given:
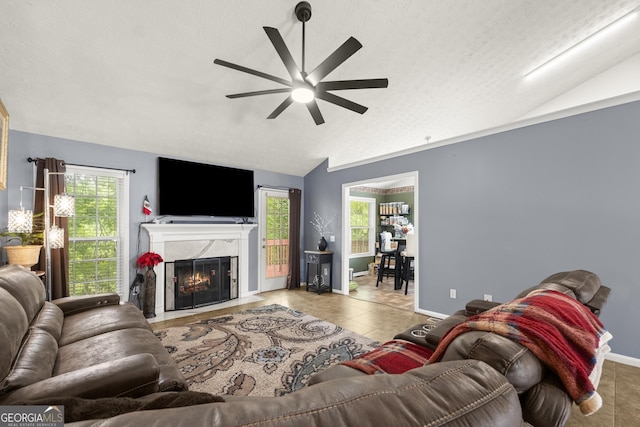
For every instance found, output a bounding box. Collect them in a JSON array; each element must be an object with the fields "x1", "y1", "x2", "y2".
[
  {"x1": 263, "y1": 27, "x2": 304, "y2": 83},
  {"x1": 315, "y1": 91, "x2": 368, "y2": 114},
  {"x1": 214, "y1": 59, "x2": 291, "y2": 87},
  {"x1": 306, "y1": 100, "x2": 325, "y2": 125},
  {"x1": 267, "y1": 96, "x2": 295, "y2": 119},
  {"x1": 316, "y1": 78, "x2": 388, "y2": 91},
  {"x1": 306, "y1": 37, "x2": 362, "y2": 86},
  {"x1": 226, "y1": 88, "x2": 292, "y2": 99}
]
